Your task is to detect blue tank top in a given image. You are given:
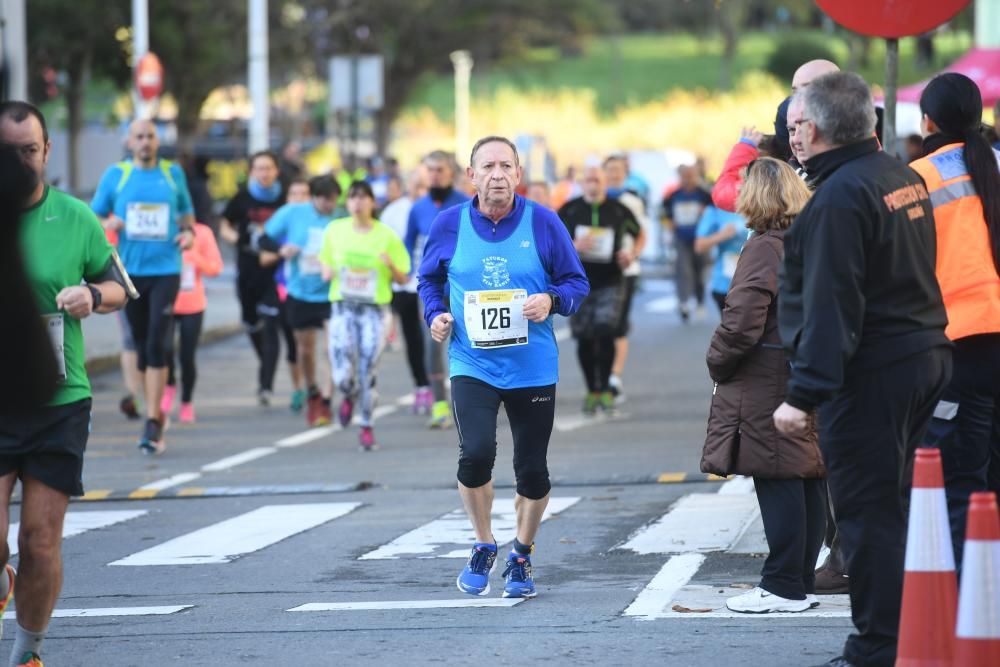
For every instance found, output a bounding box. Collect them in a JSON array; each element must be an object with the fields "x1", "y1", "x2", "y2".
[{"x1": 448, "y1": 201, "x2": 558, "y2": 389}]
